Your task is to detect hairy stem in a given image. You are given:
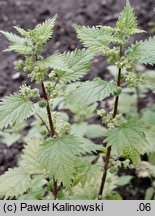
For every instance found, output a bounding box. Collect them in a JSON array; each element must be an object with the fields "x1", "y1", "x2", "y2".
[
  {"x1": 98, "y1": 45, "x2": 123, "y2": 199},
  {"x1": 41, "y1": 81, "x2": 55, "y2": 137}
]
